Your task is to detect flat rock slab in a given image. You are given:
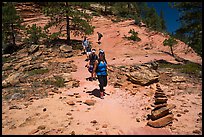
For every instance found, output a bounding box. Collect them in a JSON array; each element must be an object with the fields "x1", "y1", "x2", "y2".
[
  {"x1": 147, "y1": 114, "x2": 174, "y2": 128},
  {"x1": 151, "y1": 107, "x2": 170, "y2": 120},
  {"x1": 153, "y1": 103, "x2": 167, "y2": 110},
  {"x1": 84, "y1": 100, "x2": 96, "y2": 106},
  {"x1": 155, "y1": 97, "x2": 168, "y2": 104},
  {"x1": 67, "y1": 101, "x2": 75, "y2": 105}
]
